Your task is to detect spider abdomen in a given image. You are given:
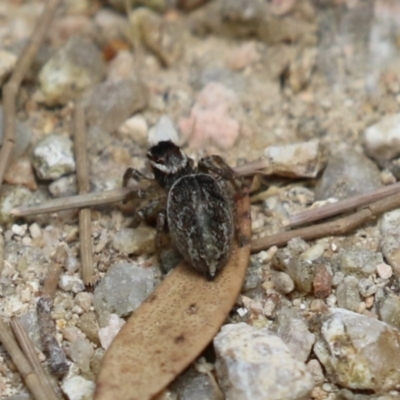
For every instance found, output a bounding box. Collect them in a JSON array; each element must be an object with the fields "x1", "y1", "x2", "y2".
[{"x1": 167, "y1": 173, "x2": 235, "y2": 280}]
